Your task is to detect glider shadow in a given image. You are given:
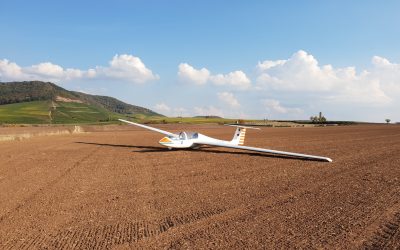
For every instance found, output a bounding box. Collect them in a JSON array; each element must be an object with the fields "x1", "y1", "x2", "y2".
[
  {"x1": 76, "y1": 141, "x2": 165, "y2": 151},
  {"x1": 76, "y1": 141, "x2": 323, "y2": 162}
]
